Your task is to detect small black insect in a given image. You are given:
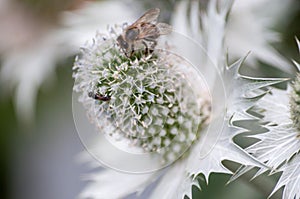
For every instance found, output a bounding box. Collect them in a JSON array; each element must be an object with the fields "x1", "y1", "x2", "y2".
[{"x1": 88, "y1": 92, "x2": 111, "y2": 101}]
